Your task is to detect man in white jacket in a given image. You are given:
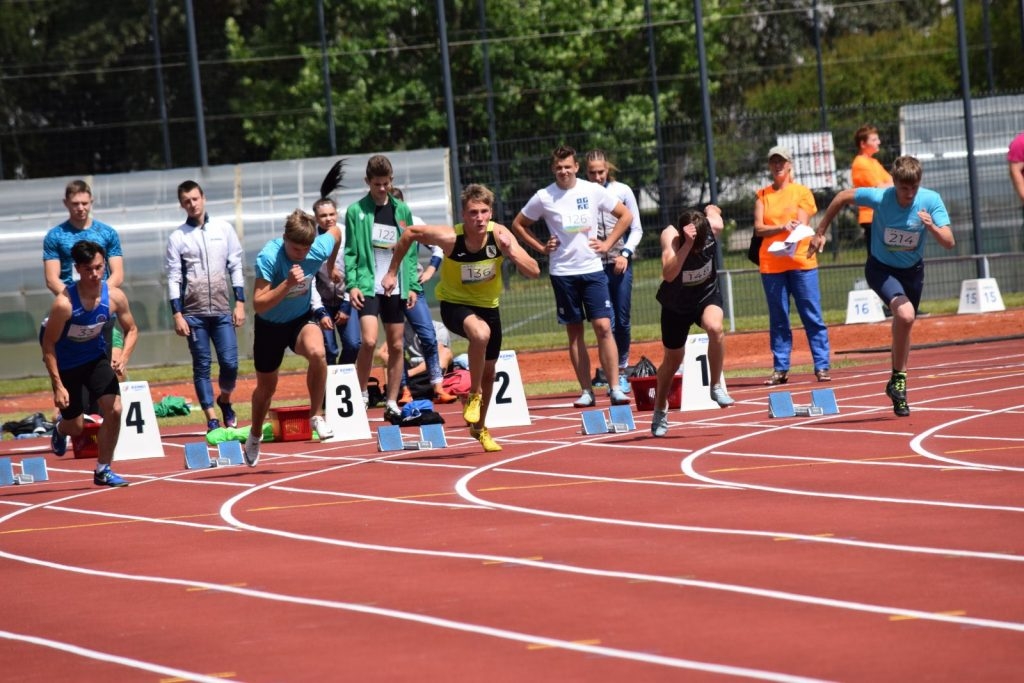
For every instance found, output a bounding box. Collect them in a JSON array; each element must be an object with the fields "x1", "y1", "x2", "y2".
[{"x1": 165, "y1": 180, "x2": 247, "y2": 432}]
